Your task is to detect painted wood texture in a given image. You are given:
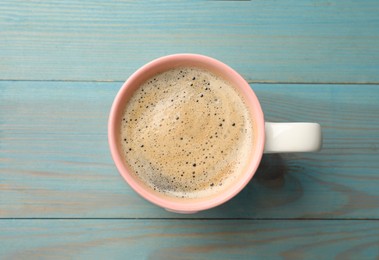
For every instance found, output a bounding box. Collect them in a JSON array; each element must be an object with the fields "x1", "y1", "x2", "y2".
[
  {"x1": 1, "y1": 0, "x2": 379, "y2": 83},
  {"x1": 1, "y1": 81, "x2": 378, "y2": 218},
  {"x1": 2, "y1": 1, "x2": 379, "y2": 258},
  {"x1": 1, "y1": 220, "x2": 379, "y2": 259}
]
